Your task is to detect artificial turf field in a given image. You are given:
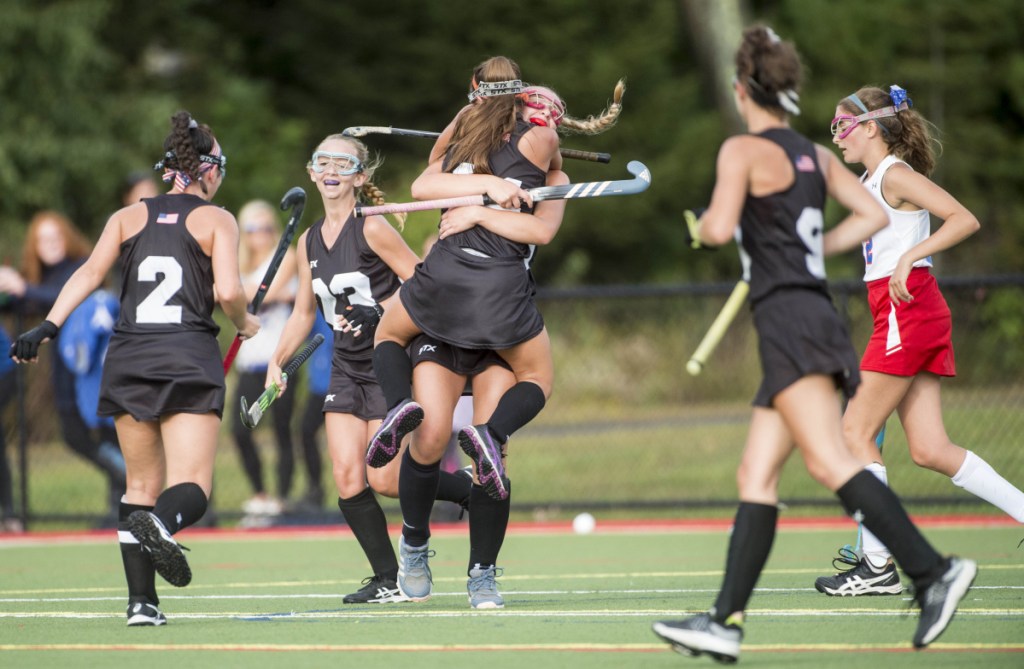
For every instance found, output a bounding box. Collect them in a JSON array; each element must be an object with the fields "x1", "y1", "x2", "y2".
[{"x1": 0, "y1": 517, "x2": 1021, "y2": 668}]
